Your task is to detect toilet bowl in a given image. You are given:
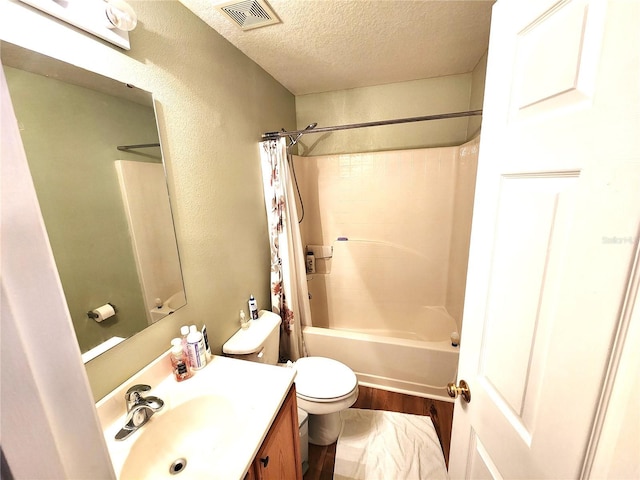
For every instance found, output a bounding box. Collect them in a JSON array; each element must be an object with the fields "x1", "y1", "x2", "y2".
[
  {"x1": 293, "y1": 356, "x2": 359, "y2": 445},
  {"x1": 222, "y1": 310, "x2": 359, "y2": 446}
]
